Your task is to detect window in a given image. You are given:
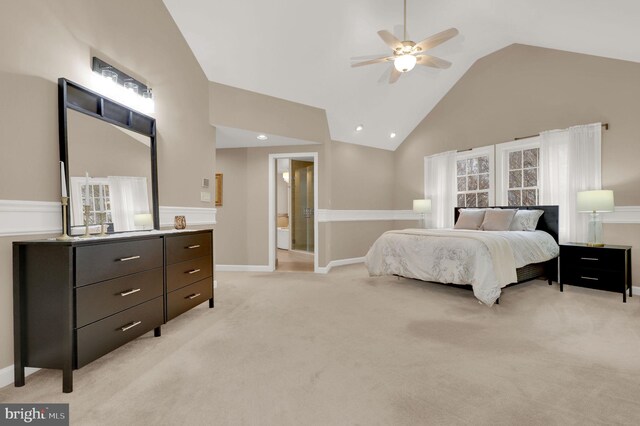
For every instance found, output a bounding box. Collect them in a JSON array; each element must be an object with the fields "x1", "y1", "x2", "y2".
[
  {"x1": 81, "y1": 181, "x2": 113, "y2": 225},
  {"x1": 496, "y1": 137, "x2": 540, "y2": 206},
  {"x1": 456, "y1": 146, "x2": 494, "y2": 208},
  {"x1": 70, "y1": 177, "x2": 113, "y2": 229}
]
